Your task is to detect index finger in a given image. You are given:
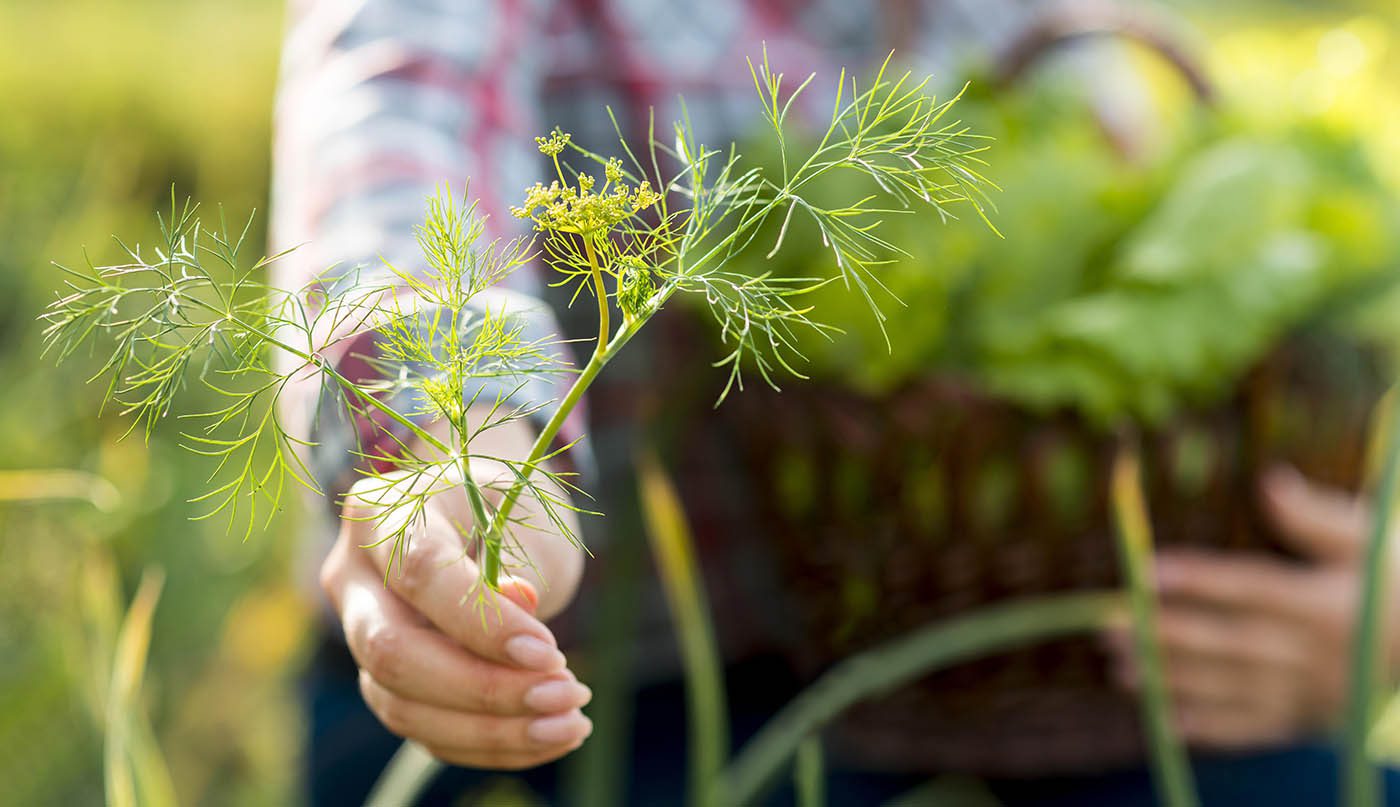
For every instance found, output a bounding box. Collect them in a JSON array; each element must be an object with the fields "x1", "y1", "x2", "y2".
[
  {"x1": 1154, "y1": 549, "x2": 1314, "y2": 622},
  {"x1": 345, "y1": 477, "x2": 566, "y2": 673}
]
